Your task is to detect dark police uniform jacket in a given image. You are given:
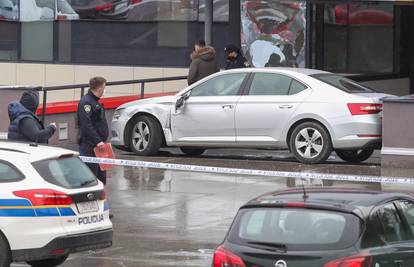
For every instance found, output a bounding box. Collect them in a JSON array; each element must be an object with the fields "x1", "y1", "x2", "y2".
[{"x1": 77, "y1": 90, "x2": 109, "y2": 148}]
